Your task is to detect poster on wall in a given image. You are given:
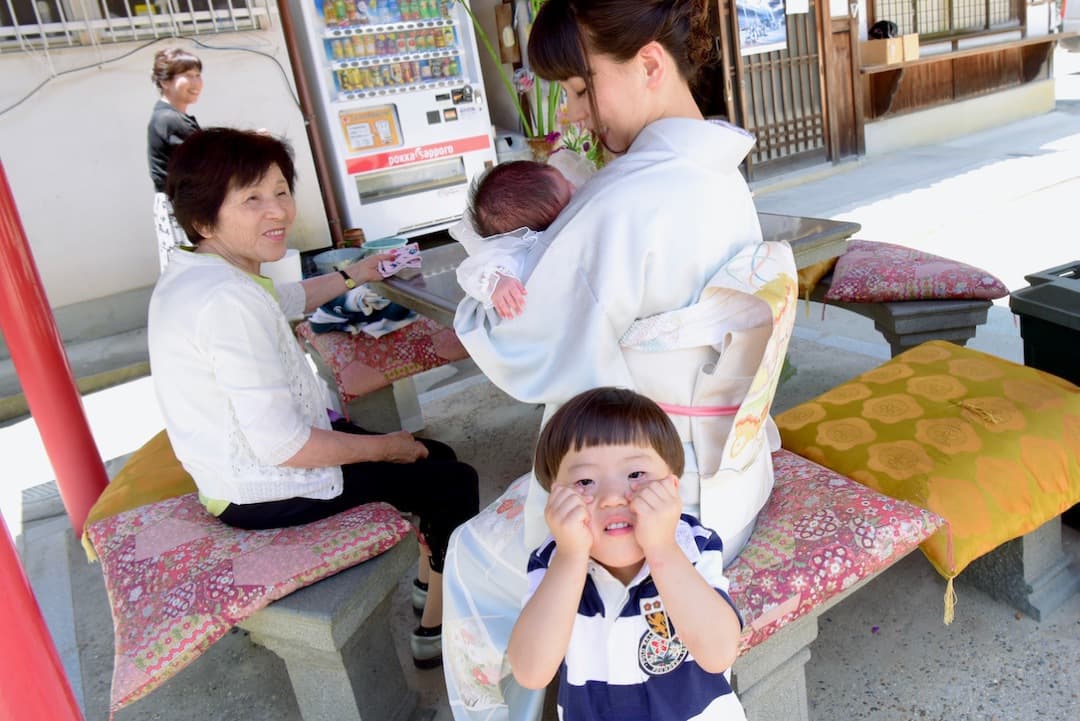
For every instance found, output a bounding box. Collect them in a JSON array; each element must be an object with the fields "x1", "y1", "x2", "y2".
[{"x1": 737, "y1": 0, "x2": 789, "y2": 56}]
